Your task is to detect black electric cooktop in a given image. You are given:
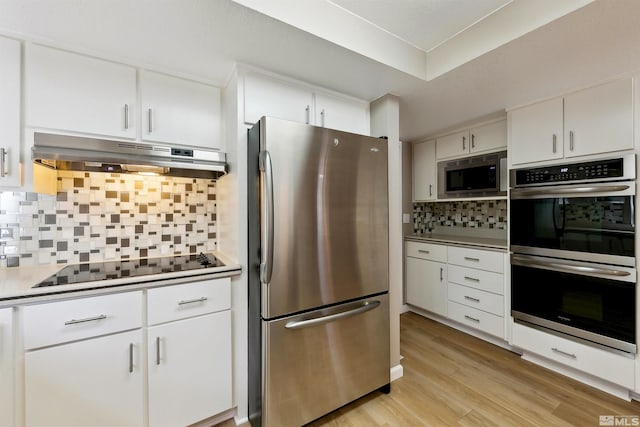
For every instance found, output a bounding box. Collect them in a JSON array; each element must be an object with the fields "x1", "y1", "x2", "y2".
[{"x1": 33, "y1": 253, "x2": 223, "y2": 288}]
